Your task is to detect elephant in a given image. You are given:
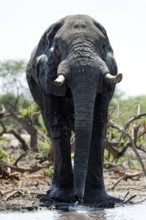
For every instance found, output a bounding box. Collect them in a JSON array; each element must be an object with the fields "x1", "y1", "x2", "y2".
[{"x1": 26, "y1": 14, "x2": 122, "y2": 205}]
